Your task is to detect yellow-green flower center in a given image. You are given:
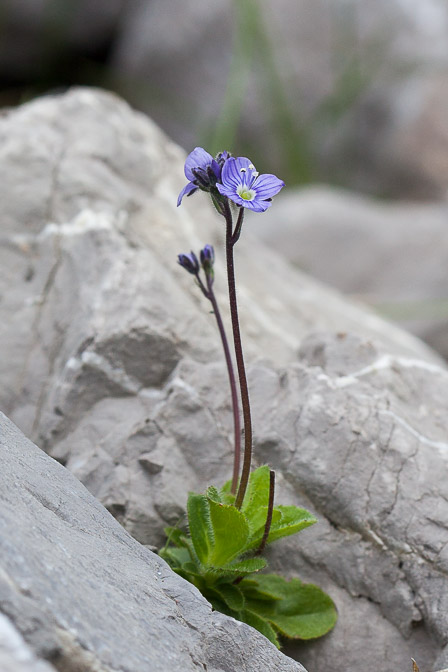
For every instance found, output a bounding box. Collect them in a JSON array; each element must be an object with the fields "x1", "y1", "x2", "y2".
[{"x1": 237, "y1": 185, "x2": 256, "y2": 201}]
